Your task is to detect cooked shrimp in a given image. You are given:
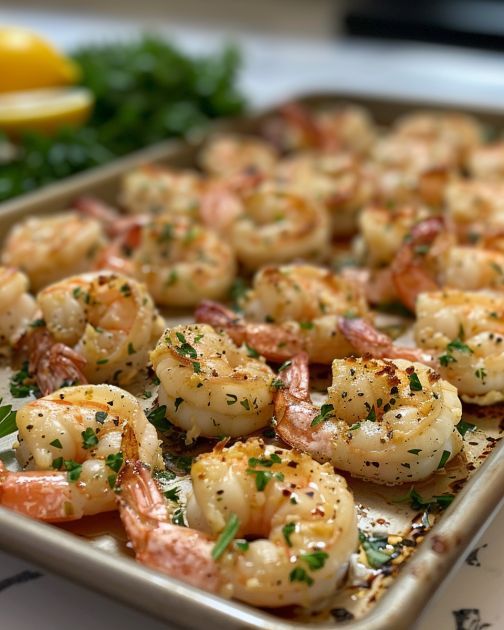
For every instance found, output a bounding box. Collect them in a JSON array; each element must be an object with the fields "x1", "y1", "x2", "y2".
[
  {"x1": 229, "y1": 184, "x2": 330, "y2": 270},
  {"x1": 0, "y1": 267, "x2": 37, "y2": 351},
  {"x1": 264, "y1": 102, "x2": 375, "y2": 154},
  {"x1": 199, "y1": 134, "x2": 278, "y2": 178},
  {"x1": 391, "y1": 217, "x2": 504, "y2": 310},
  {"x1": 131, "y1": 215, "x2": 236, "y2": 307},
  {"x1": 0, "y1": 384, "x2": 163, "y2": 521},
  {"x1": 1, "y1": 212, "x2": 106, "y2": 291},
  {"x1": 394, "y1": 110, "x2": 483, "y2": 162},
  {"x1": 150, "y1": 324, "x2": 275, "y2": 439},
  {"x1": 371, "y1": 135, "x2": 457, "y2": 206},
  {"x1": 358, "y1": 204, "x2": 431, "y2": 267},
  {"x1": 119, "y1": 439, "x2": 358, "y2": 608},
  {"x1": 275, "y1": 354, "x2": 463, "y2": 485},
  {"x1": 415, "y1": 289, "x2": 504, "y2": 404},
  {"x1": 196, "y1": 264, "x2": 370, "y2": 364},
  {"x1": 468, "y1": 141, "x2": 504, "y2": 181},
  {"x1": 445, "y1": 180, "x2": 504, "y2": 241},
  {"x1": 275, "y1": 152, "x2": 376, "y2": 237},
  {"x1": 119, "y1": 165, "x2": 204, "y2": 217},
  {"x1": 30, "y1": 271, "x2": 164, "y2": 393}
]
